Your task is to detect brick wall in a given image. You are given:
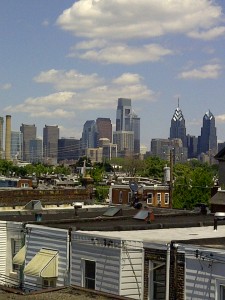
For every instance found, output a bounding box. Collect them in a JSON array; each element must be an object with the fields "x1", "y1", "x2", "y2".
[
  {"x1": 0, "y1": 188, "x2": 90, "y2": 207},
  {"x1": 144, "y1": 246, "x2": 185, "y2": 300}
]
